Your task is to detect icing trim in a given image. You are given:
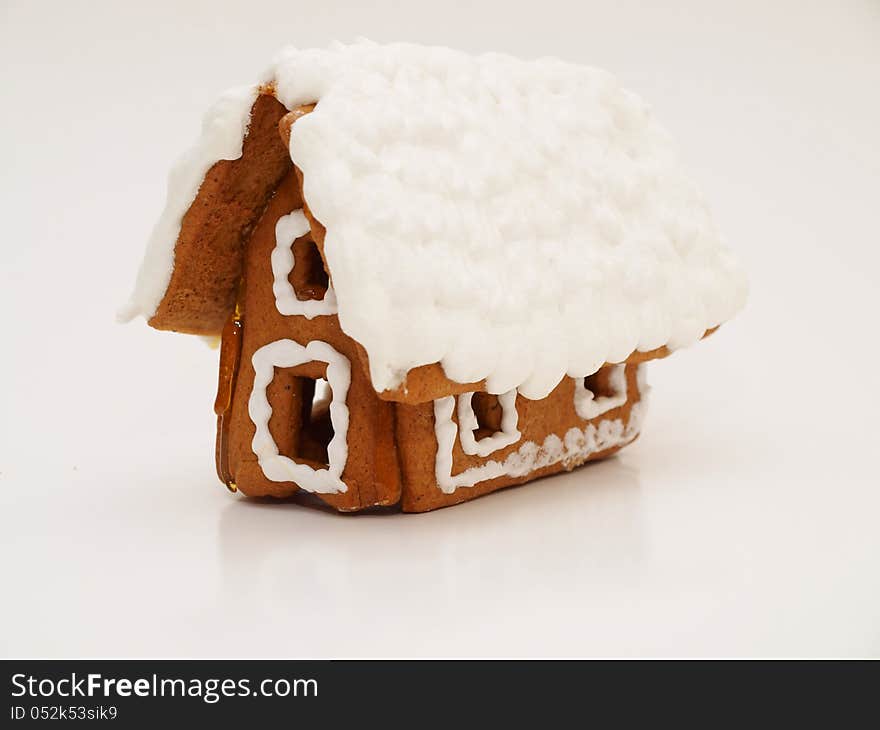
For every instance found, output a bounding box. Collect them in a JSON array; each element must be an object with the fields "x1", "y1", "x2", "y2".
[
  {"x1": 248, "y1": 339, "x2": 351, "y2": 493},
  {"x1": 271, "y1": 209, "x2": 339, "y2": 318},
  {"x1": 457, "y1": 390, "x2": 521, "y2": 457},
  {"x1": 434, "y1": 365, "x2": 648, "y2": 494},
  {"x1": 573, "y1": 365, "x2": 628, "y2": 420}
]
